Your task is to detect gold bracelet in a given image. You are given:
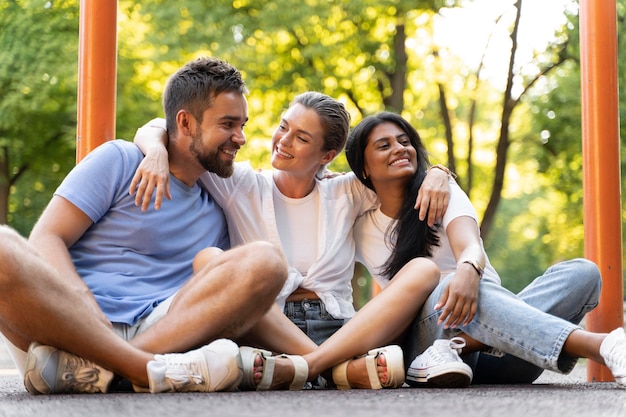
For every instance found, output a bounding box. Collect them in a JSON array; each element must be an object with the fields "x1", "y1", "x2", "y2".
[
  {"x1": 429, "y1": 164, "x2": 457, "y2": 179},
  {"x1": 461, "y1": 260, "x2": 484, "y2": 279}
]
